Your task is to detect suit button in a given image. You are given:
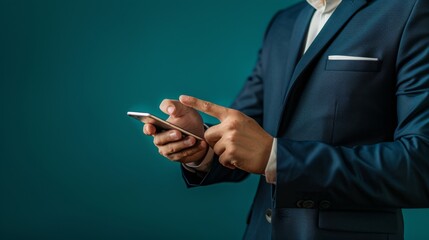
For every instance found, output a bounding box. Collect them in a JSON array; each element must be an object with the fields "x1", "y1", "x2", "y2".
[
  {"x1": 302, "y1": 200, "x2": 315, "y2": 209},
  {"x1": 319, "y1": 200, "x2": 331, "y2": 209},
  {"x1": 265, "y1": 208, "x2": 272, "y2": 224}
]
